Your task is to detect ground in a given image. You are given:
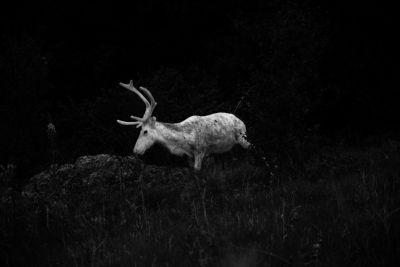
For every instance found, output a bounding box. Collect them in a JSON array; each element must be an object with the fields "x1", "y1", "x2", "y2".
[{"x1": 1, "y1": 141, "x2": 400, "y2": 266}]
